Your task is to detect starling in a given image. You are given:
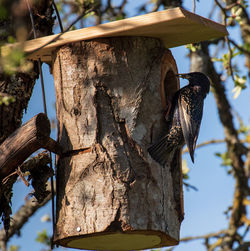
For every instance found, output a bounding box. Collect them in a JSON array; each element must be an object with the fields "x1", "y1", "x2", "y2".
[{"x1": 148, "y1": 72, "x2": 210, "y2": 165}]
